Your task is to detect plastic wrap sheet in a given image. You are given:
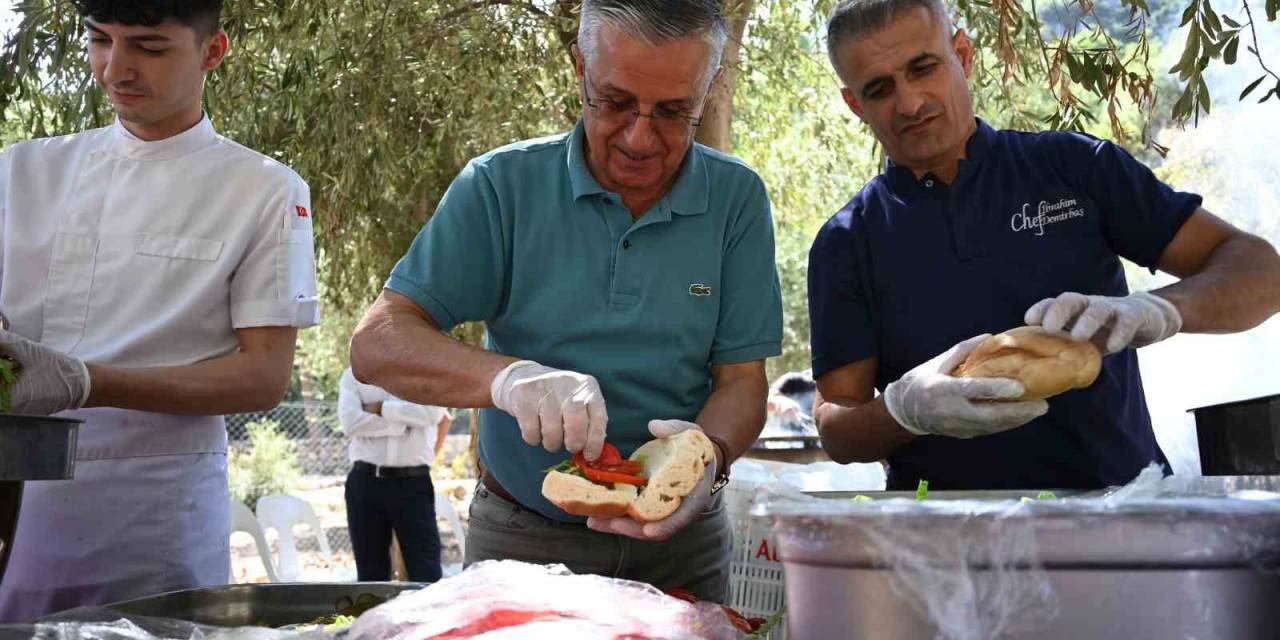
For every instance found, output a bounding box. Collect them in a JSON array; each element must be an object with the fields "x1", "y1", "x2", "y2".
[
  {"x1": 755, "y1": 465, "x2": 1280, "y2": 640},
  {"x1": 346, "y1": 560, "x2": 743, "y2": 640}
]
